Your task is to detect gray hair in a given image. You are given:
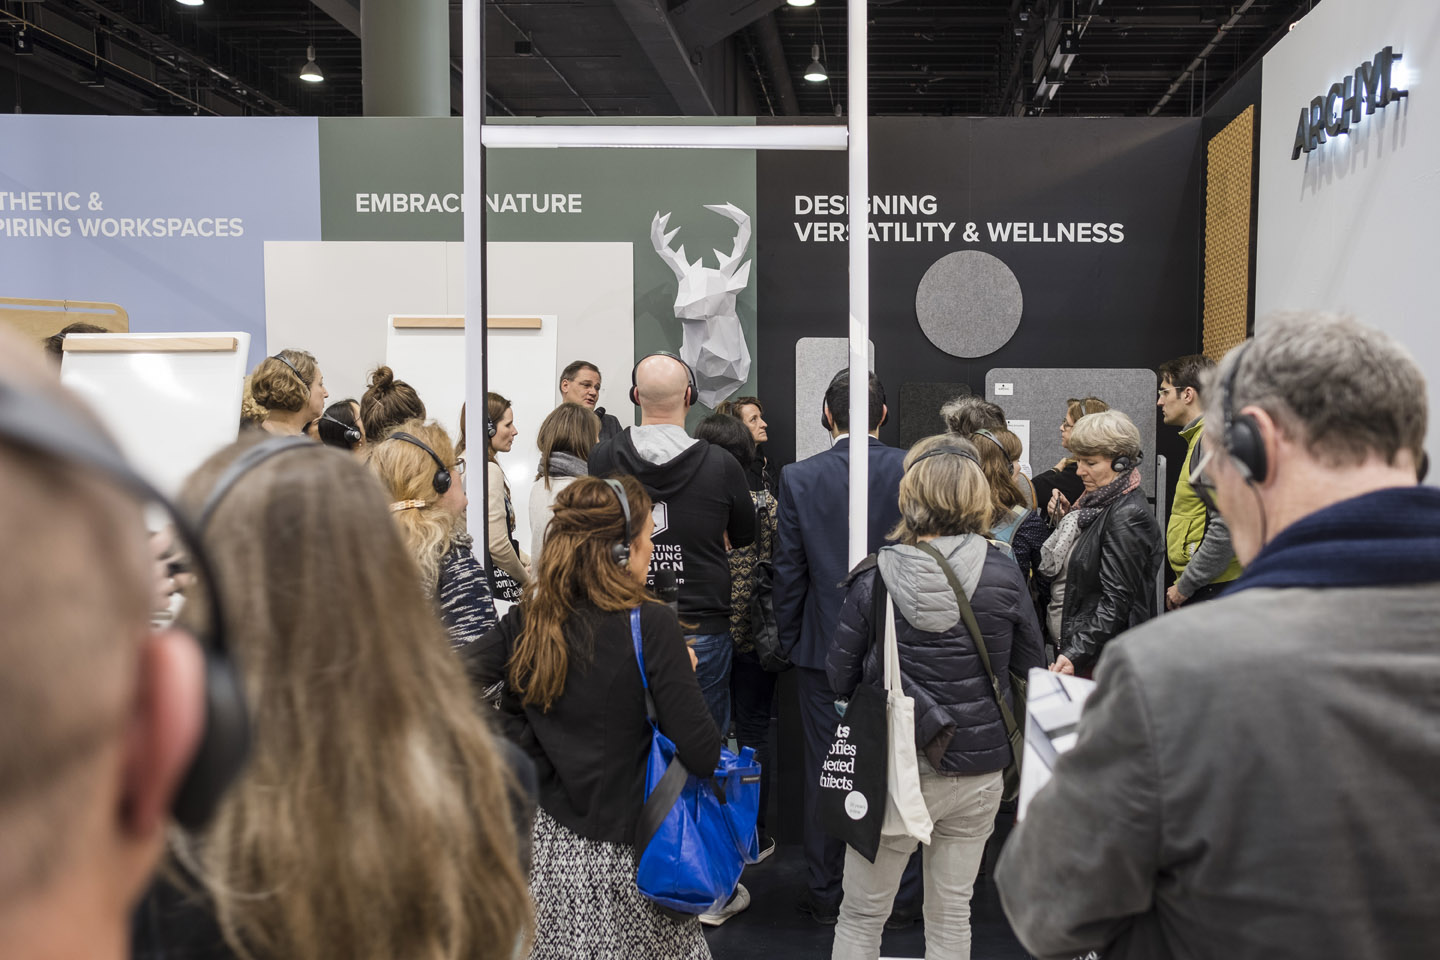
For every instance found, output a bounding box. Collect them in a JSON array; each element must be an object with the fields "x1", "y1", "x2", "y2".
[
  {"x1": 939, "y1": 395, "x2": 1005, "y2": 435},
  {"x1": 1067, "y1": 409, "x2": 1142, "y2": 460},
  {"x1": 1203, "y1": 313, "x2": 1427, "y2": 468}
]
